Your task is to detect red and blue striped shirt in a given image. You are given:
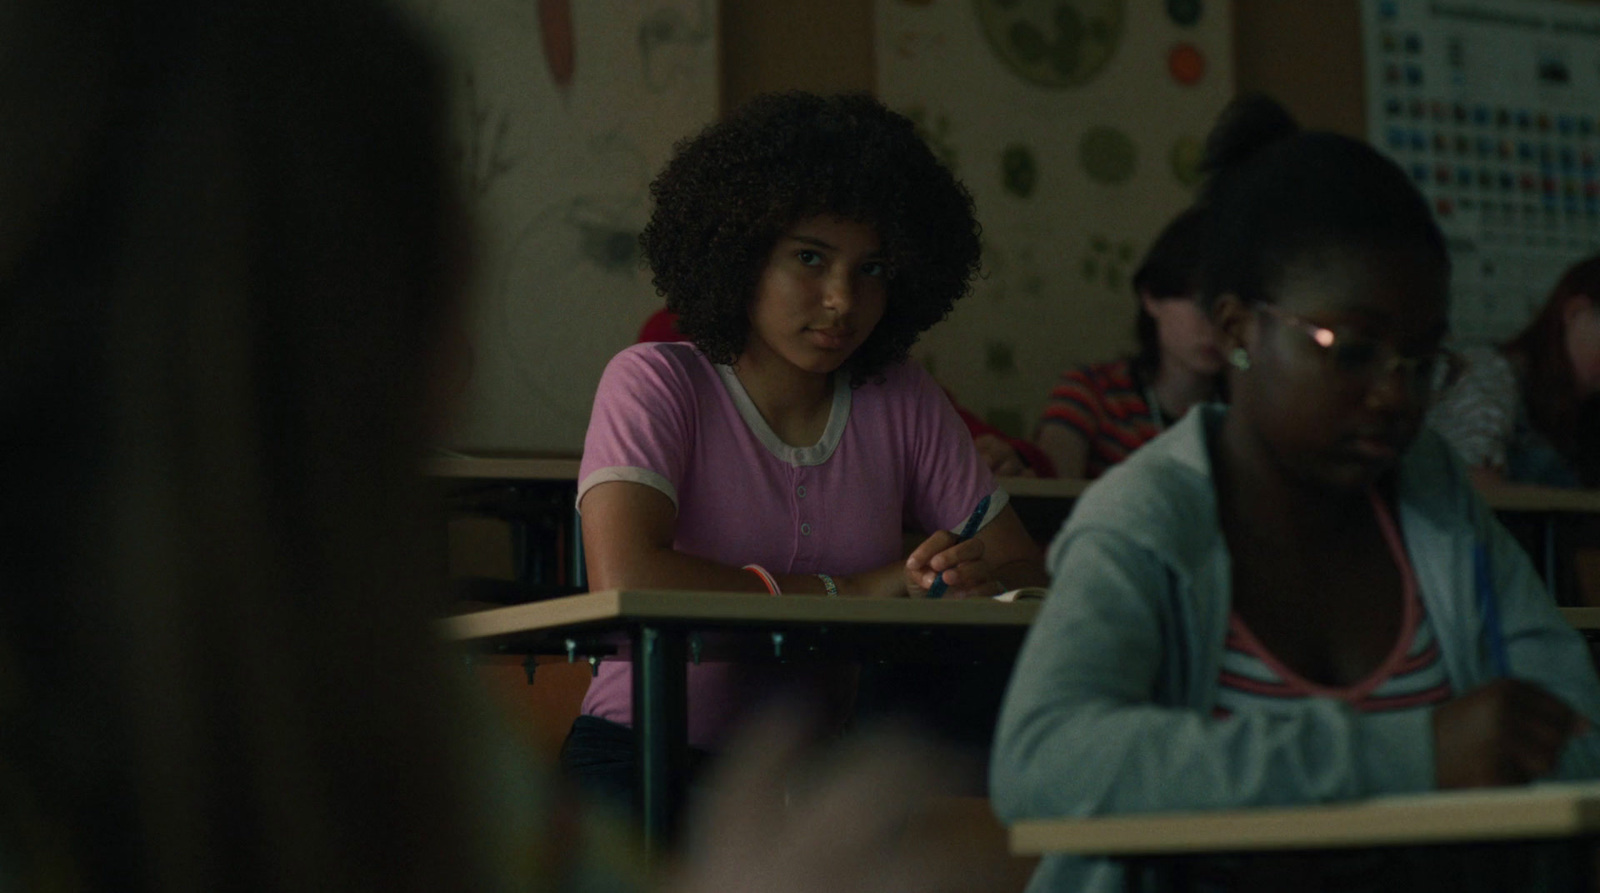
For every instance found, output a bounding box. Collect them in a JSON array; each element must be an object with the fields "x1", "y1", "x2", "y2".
[{"x1": 1036, "y1": 359, "x2": 1161, "y2": 479}]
